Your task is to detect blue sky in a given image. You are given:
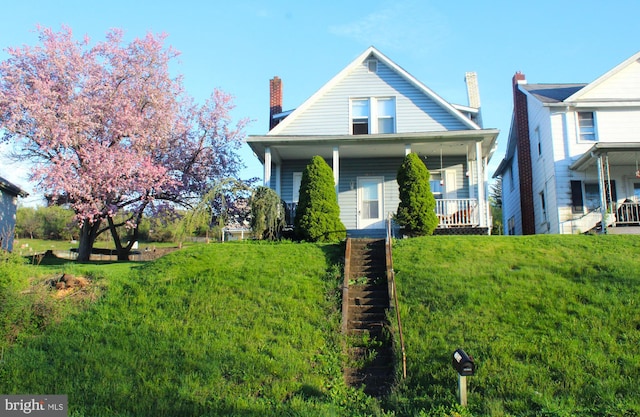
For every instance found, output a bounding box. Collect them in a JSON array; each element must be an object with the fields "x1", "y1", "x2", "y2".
[{"x1": 2, "y1": 0, "x2": 640, "y2": 205}]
